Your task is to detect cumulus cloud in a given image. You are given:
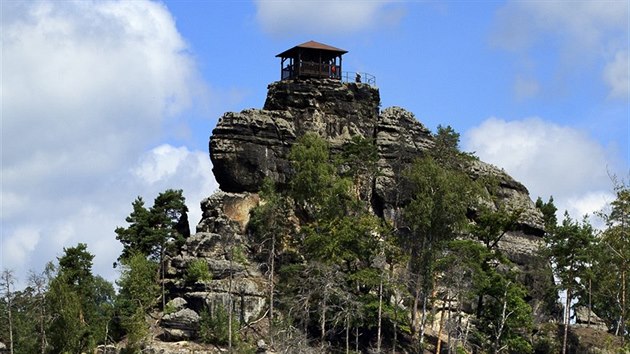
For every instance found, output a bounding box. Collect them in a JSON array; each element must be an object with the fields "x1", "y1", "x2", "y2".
[
  {"x1": 1, "y1": 1, "x2": 216, "y2": 287},
  {"x1": 254, "y1": 0, "x2": 404, "y2": 36},
  {"x1": 491, "y1": 0, "x2": 629, "y2": 100},
  {"x1": 463, "y1": 117, "x2": 619, "y2": 222}
]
